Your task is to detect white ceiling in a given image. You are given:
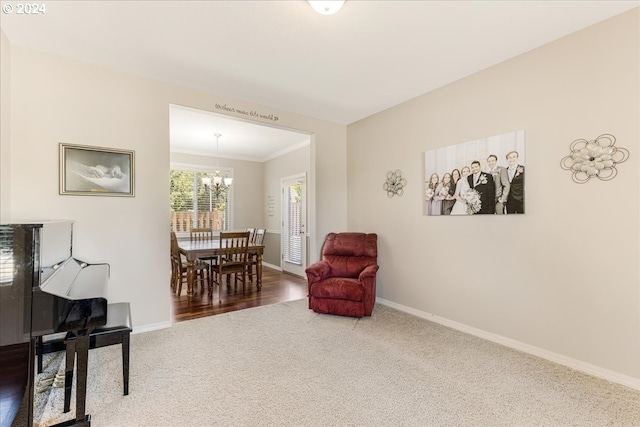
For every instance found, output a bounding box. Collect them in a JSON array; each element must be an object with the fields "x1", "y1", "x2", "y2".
[
  {"x1": 169, "y1": 104, "x2": 310, "y2": 161},
  {"x1": 2, "y1": 0, "x2": 637, "y2": 159}
]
